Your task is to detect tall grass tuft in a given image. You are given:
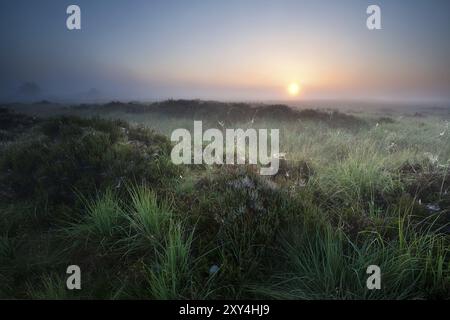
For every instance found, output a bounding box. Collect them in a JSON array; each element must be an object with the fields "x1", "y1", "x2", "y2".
[
  {"x1": 127, "y1": 186, "x2": 173, "y2": 243},
  {"x1": 147, "y1": 223, "x2": 194, "y2": 299},
  {"x1": 249, "y1": 202, "x2": 449, "y2": 299},
  {"x1": 65, "y1": 189, "x2": 124, "y2": 246}
]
